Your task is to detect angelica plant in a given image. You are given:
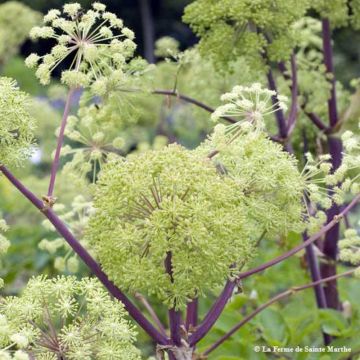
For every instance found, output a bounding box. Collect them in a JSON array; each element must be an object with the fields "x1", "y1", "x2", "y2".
[
  {"x1": 0, "y1": 276, "x2": 141, "y2": 359},
  {"x1": 25, "y1": 2, "x2": 140, "y2": 203},
  {"x1": 1, "y1": 1, "x2": 360, "y2": 359}
]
